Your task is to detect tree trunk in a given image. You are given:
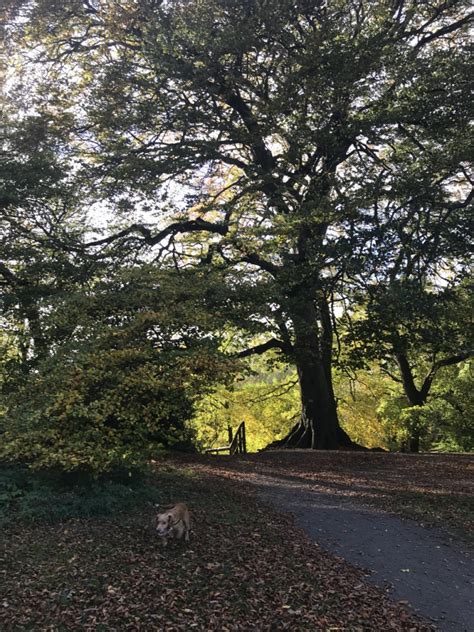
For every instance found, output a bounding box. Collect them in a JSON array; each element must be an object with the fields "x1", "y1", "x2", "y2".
[
  {"x1": 396, "y1": 353, "x2": 426, "y2": 453},
  {"x1": 270, "y1": 295, "x2": 357, "y2": 450},
  {"x1": 293, "y1": 356, "x2": 339, "y2": 449}
]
